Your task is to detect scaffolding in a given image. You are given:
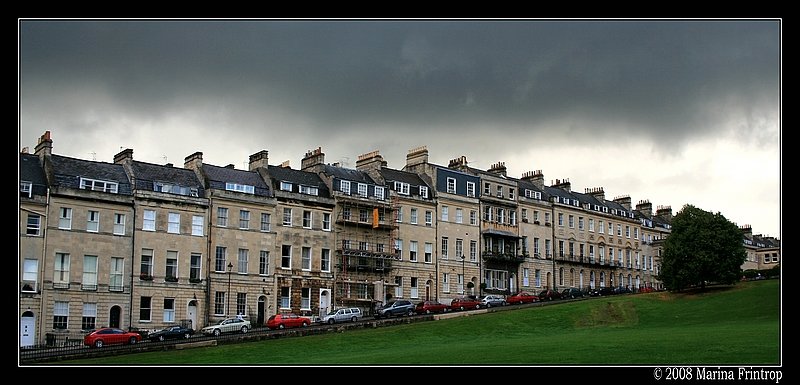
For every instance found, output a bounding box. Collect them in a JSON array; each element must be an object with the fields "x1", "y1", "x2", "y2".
[{"x1": 333, "y1": 192, "x2": 399, "y2": 311}]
